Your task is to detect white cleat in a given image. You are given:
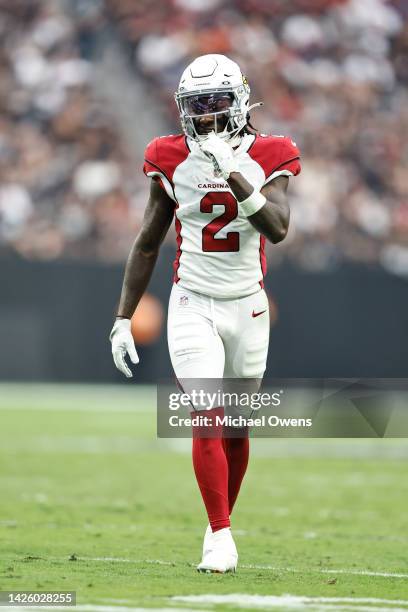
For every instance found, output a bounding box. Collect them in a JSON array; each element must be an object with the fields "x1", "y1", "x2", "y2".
[
  {"x1": 202, "y1": 524, "x2": 213, "y2": 558},
  {"x1": 197, "y1": 527, "x2": 238, "y2": 573}
]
